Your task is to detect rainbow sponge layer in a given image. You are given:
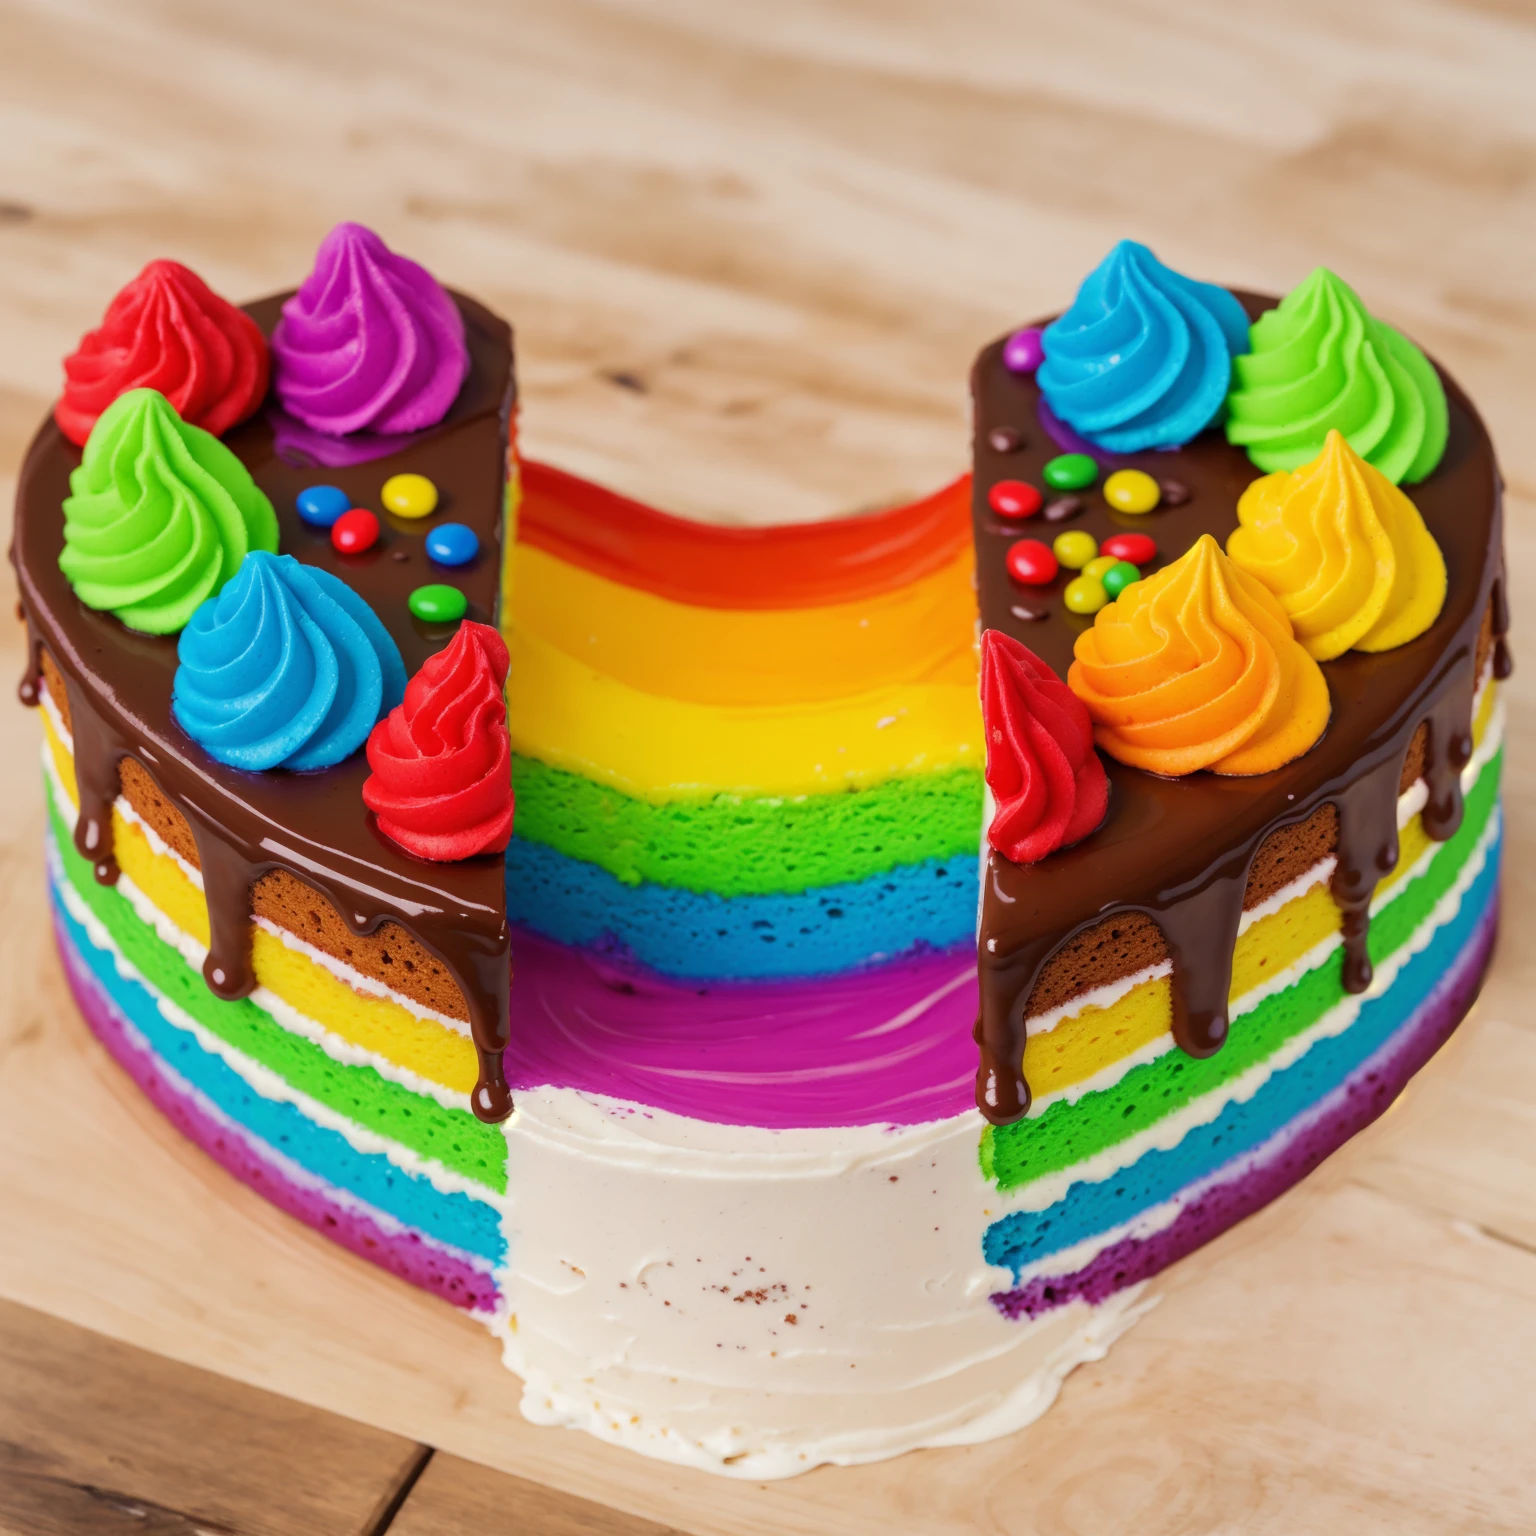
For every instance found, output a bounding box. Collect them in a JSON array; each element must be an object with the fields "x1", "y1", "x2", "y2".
[{"x1": 502, "y1": 462, "x2": 984, "y2": 979}]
